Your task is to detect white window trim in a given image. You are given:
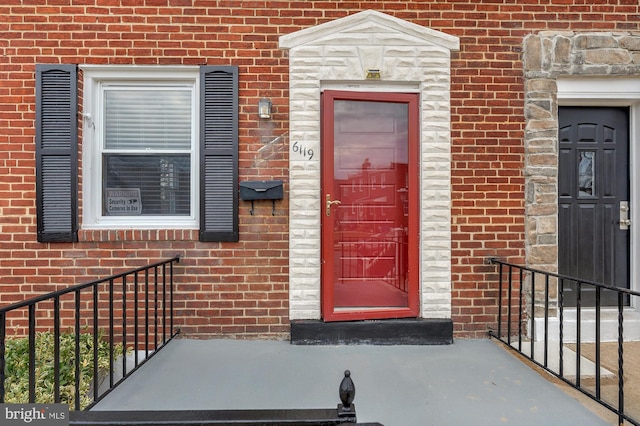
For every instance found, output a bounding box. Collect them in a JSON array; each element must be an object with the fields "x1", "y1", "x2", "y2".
[{"x1": 81, "y1": 65, "x2": 200, "y2": 230}]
